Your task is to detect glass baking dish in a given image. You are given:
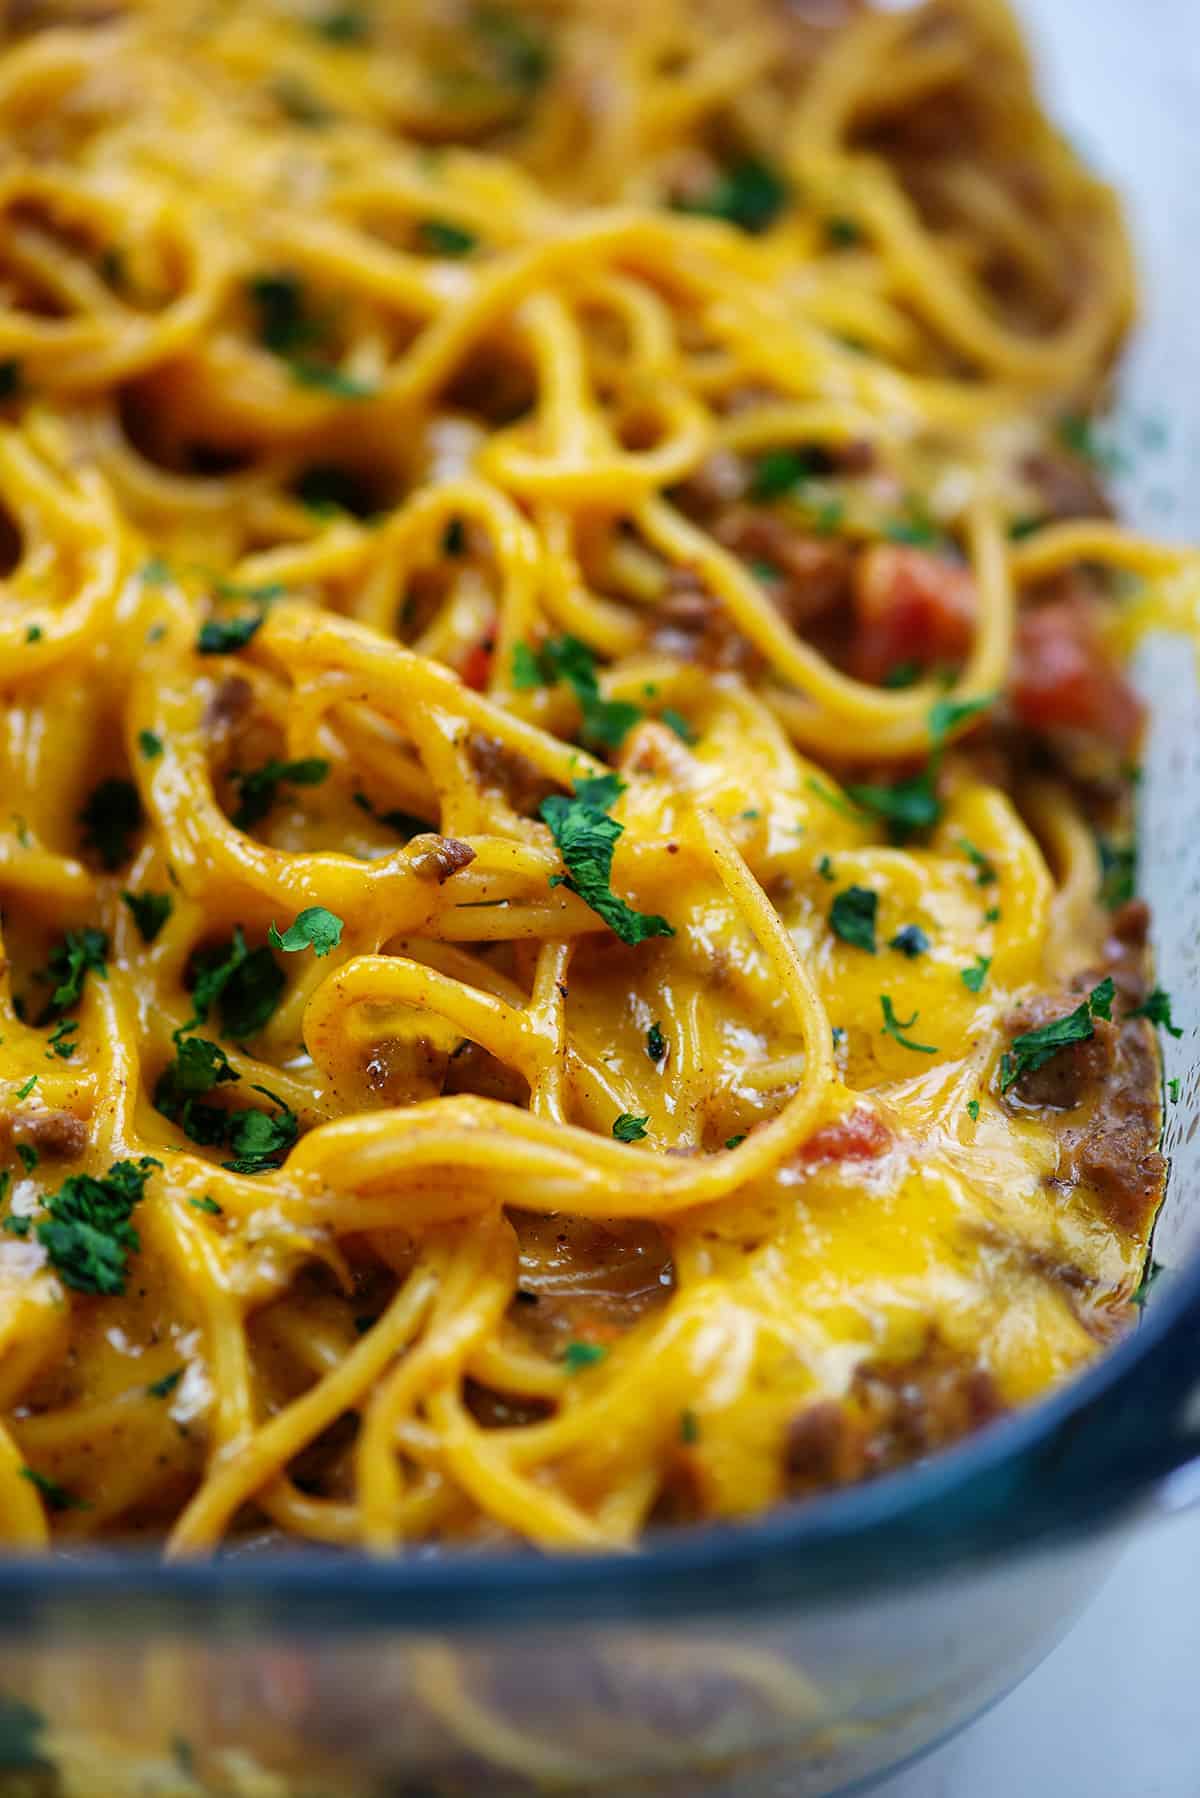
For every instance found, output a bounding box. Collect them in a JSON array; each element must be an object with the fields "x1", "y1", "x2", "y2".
[{"x1": 2, "y1": 3, "x2": 1198, "y2": 1792}]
